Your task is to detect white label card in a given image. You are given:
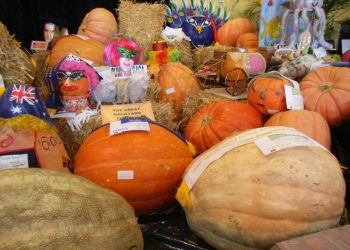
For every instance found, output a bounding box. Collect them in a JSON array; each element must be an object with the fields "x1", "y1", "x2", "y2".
[
  {"x1": 0, "y1": 154, "x2": 29, "y2": 169},
  {"x1": 110, "y1": 117, "x2": 150, "y2": 136},
  {"x1": 117, "y1": 170, "x2": 134, "y2": 180},
  {"x1": 284, "y1": 85, "x2": 304, "y2": 110},
  {"x1": 165, "y1": 87, "x2": 175, "y2": 94},
  {"x1": 255, "y1": 129, "x2": 321, "y2": 156},
  {"x1": 313, "y1": 47, "x2": 327, "y2": 59}
]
